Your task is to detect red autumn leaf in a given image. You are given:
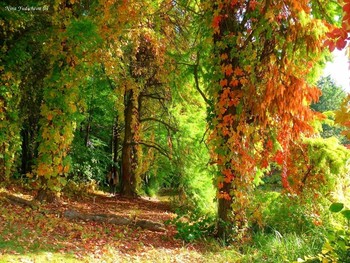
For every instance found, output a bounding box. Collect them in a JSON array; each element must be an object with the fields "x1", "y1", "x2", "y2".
[
  {"x1": 249, "y1": 0, "x2": 258, "y2": 10},
  {"x1": 212, "y1": 15, "x2": 222, "y2": 29},
  {"x1": 274, "y1": 151, "x2": 284, "y2": 165},
  {"x1": 266, "y1": 139, "x2": 273, "y2": 150},
  {"x1": 324, "y1": 39, "x2": 336, "y2": 52},
  {"x1": 231, "y1": 0, "x2": 238, "y2": 7},
  {"x1": 336, "y1": 38, "x2": 347, "y2": 50},
  {"x1": 343, "y1": 3, "x2": 350, "y2": 13},
  {"x1": 261, "y1": 159, "x2": 269, "y2": 169}
]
